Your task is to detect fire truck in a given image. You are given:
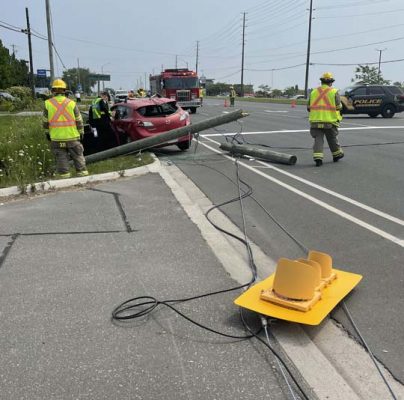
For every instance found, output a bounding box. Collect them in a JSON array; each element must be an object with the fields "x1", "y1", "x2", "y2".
[{"x1": 149, "y1": 68, "x2": 201, "y2": 113}]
